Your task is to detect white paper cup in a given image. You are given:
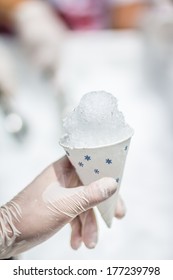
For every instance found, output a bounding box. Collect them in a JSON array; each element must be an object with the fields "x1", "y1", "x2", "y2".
[{"x1": 60, "y1": 132, "x2": 133, "y2": 227}]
